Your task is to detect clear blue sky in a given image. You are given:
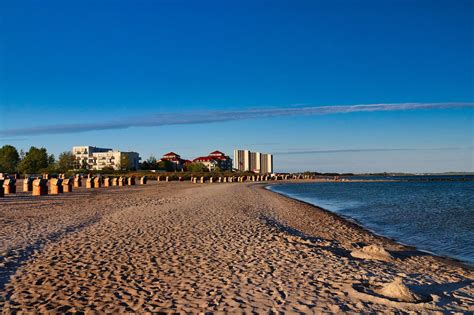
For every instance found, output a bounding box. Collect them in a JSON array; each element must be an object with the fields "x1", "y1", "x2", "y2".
[{"x1": 1, "y1": 0, "x2": 473, "y2": 172}]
